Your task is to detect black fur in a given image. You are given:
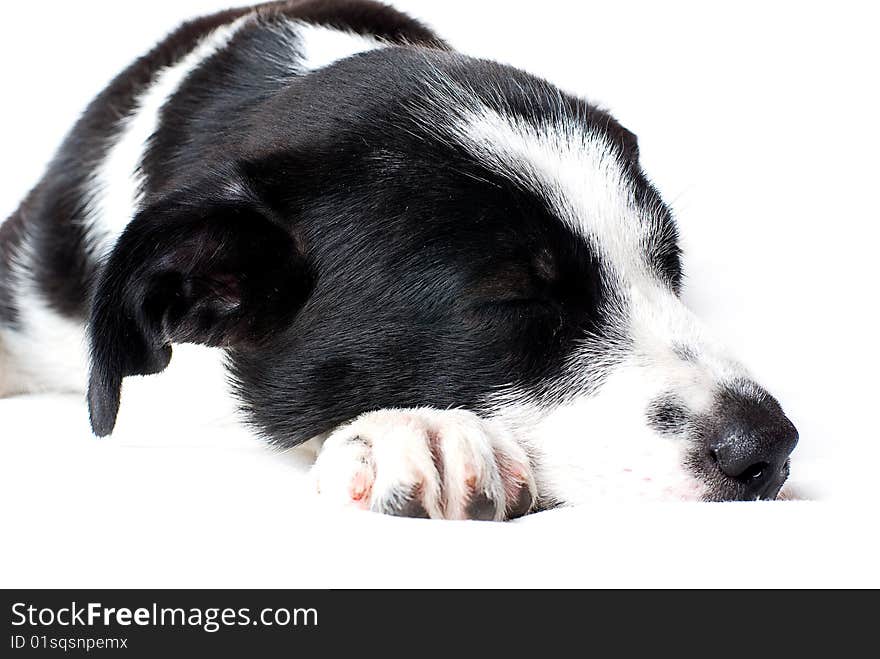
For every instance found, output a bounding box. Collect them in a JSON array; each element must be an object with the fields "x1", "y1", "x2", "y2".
[
  {"x1": 1, "y1": 0, "x2": 443, "y2": 324},
  {"x1": 1, "y1": 0, "x2": 798, "y2": 505},
  {"x1": 87, "y1": 180, "x2": 313, "y2": 436},
  {"x1": 70, "y1": 6, "x2": 666, "y2": 442},
  {"x1": 89, "y1": 47, "x2": 627, "y2": 442},
  {"x1": 0, "y1": 205, "x2": 24, "y2": 326}
]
